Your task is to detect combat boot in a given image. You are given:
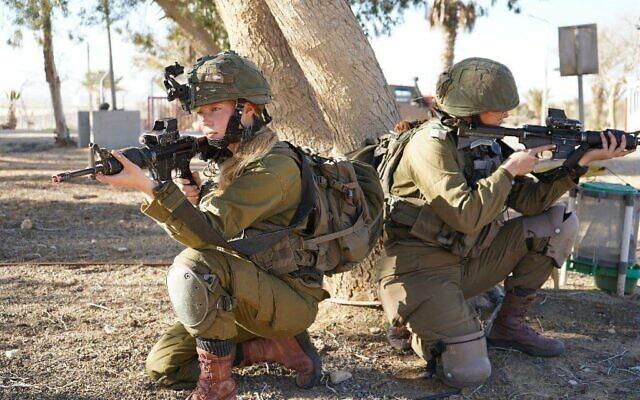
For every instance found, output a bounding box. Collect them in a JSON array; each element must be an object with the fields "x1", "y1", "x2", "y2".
[
  {"x1": 186, "y1": 347, "x2": 236, "y2": 400},
  {"x1": 386, "y1": 325, "x2": 412, "y2": 351},
  {"x1": 235, "y1": 331, "x2": 321, "y2": 389},
  {"x1": 487, "y1": 289, "x2": 564, "y2": 357}
]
